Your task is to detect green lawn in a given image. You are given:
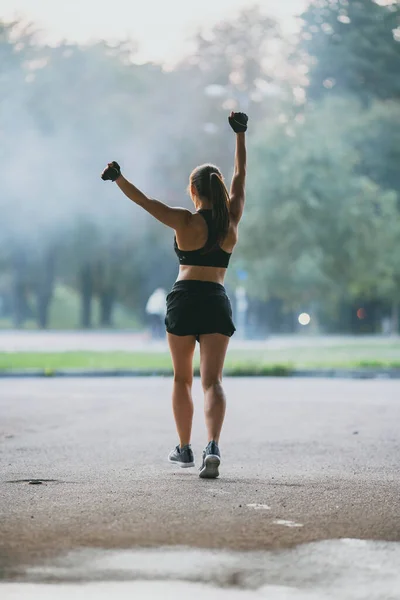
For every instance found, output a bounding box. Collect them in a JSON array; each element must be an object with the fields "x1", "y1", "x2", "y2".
[{"x1": 1, "y1": 342, "x2": 400, "y2": 374}]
